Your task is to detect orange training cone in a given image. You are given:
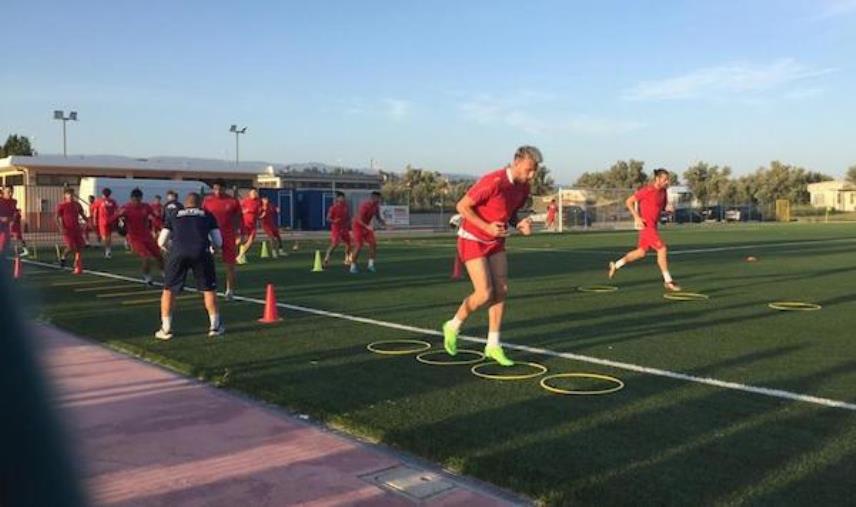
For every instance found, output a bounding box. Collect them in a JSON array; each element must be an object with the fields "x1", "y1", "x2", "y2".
[
  {"x1": 13, "y1": 256, "x2": 22, "y2": 280},
  {"x1": 72, "y1": 254, "x2": 83, "y2": 275},
  {"x1": 451, "y1": 255, "x2": 462, "y2": 280},
  {"x1": 258, "y1": 283, "x2": 283, "y2": 323}
]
